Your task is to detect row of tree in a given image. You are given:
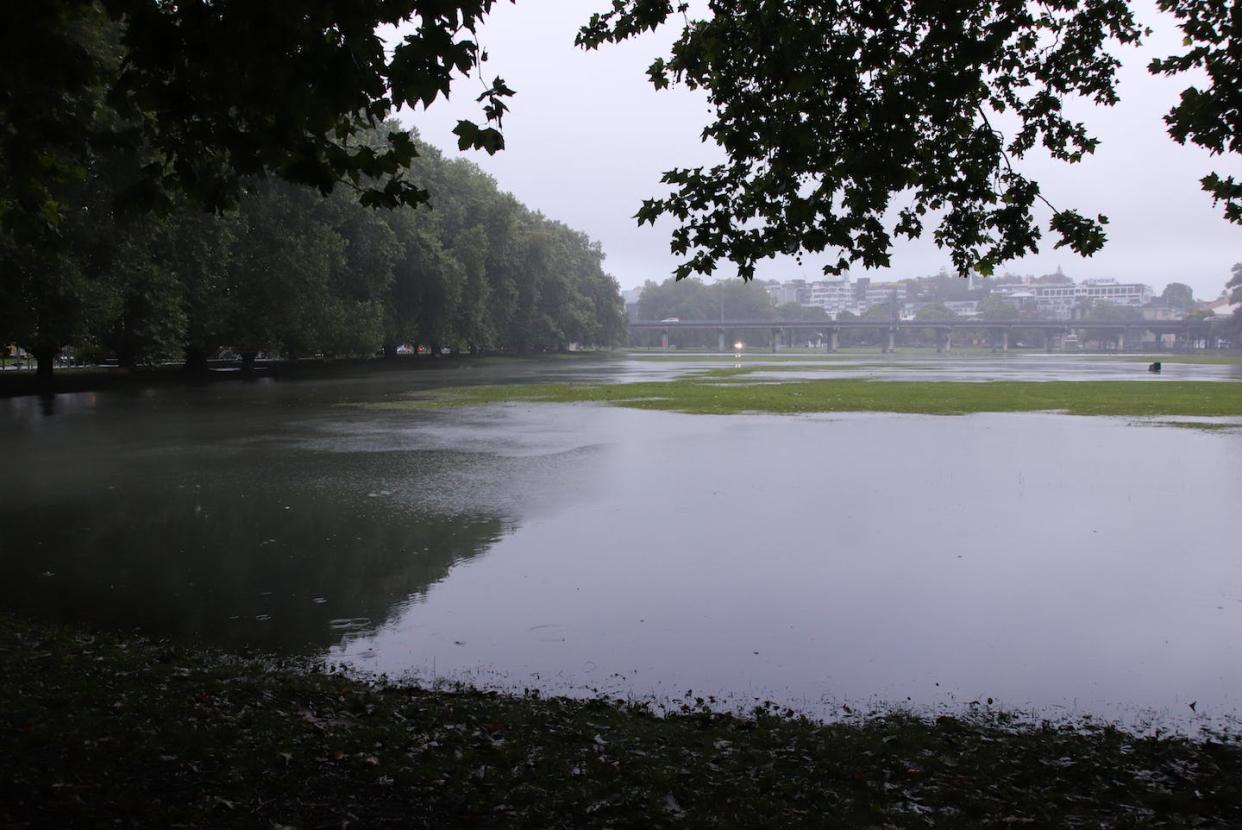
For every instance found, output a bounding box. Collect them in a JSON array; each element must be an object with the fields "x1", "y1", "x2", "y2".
[
  {"x1": 630, "y1": 278, "x2": 779, "y2": 348},
  {"x1": 1, "y1": 131, "x2": 626, "y2": 376}
]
